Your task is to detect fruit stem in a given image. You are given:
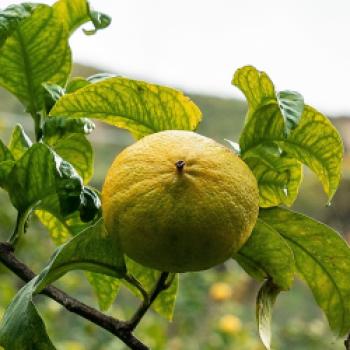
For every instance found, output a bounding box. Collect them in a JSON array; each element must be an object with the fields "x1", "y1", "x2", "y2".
[{"x1": 175, "y1": 160, "x2": 186, "y2": 172}]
